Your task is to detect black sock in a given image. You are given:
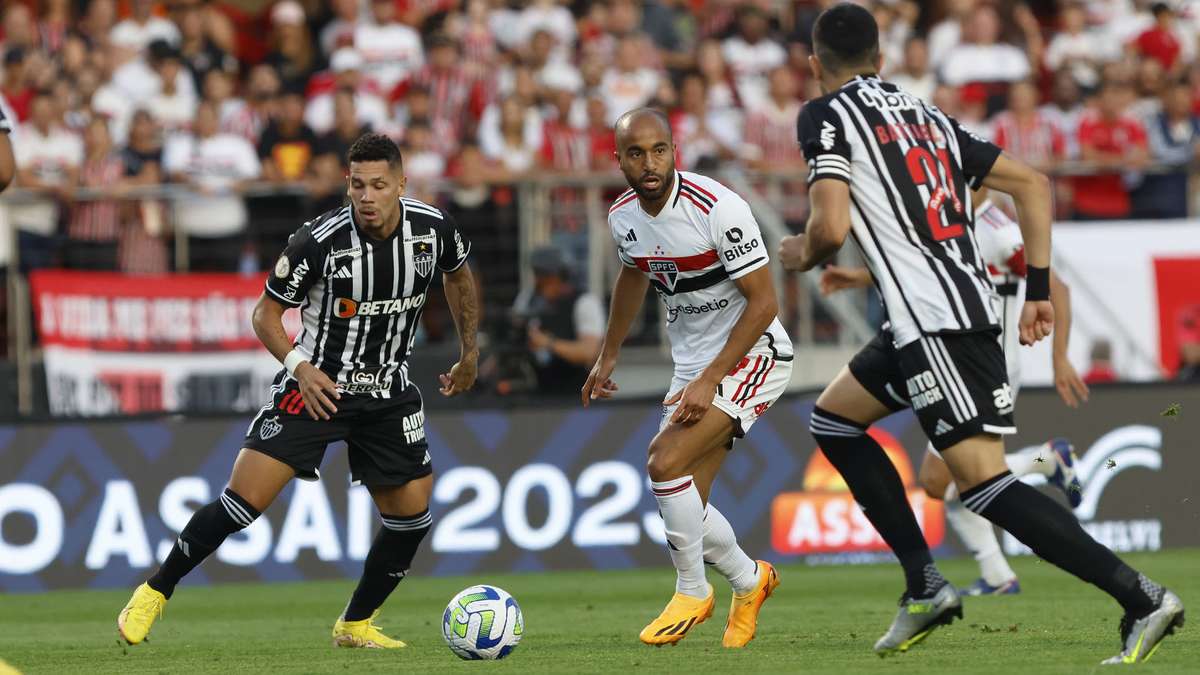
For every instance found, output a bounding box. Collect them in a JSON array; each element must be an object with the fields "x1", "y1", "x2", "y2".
[
  {"x1": 810, "y1": 407, "x2": 945, "y2": 598},
  {"x1": 962, "y1": 472, "x2": 1163, "y2": 615},
  {"x1": 343, "y1": 510, "x2": 432, "y2": 621},
  {"x1": 148, "y1": 487, "x2": 260, "y2": 598}
]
